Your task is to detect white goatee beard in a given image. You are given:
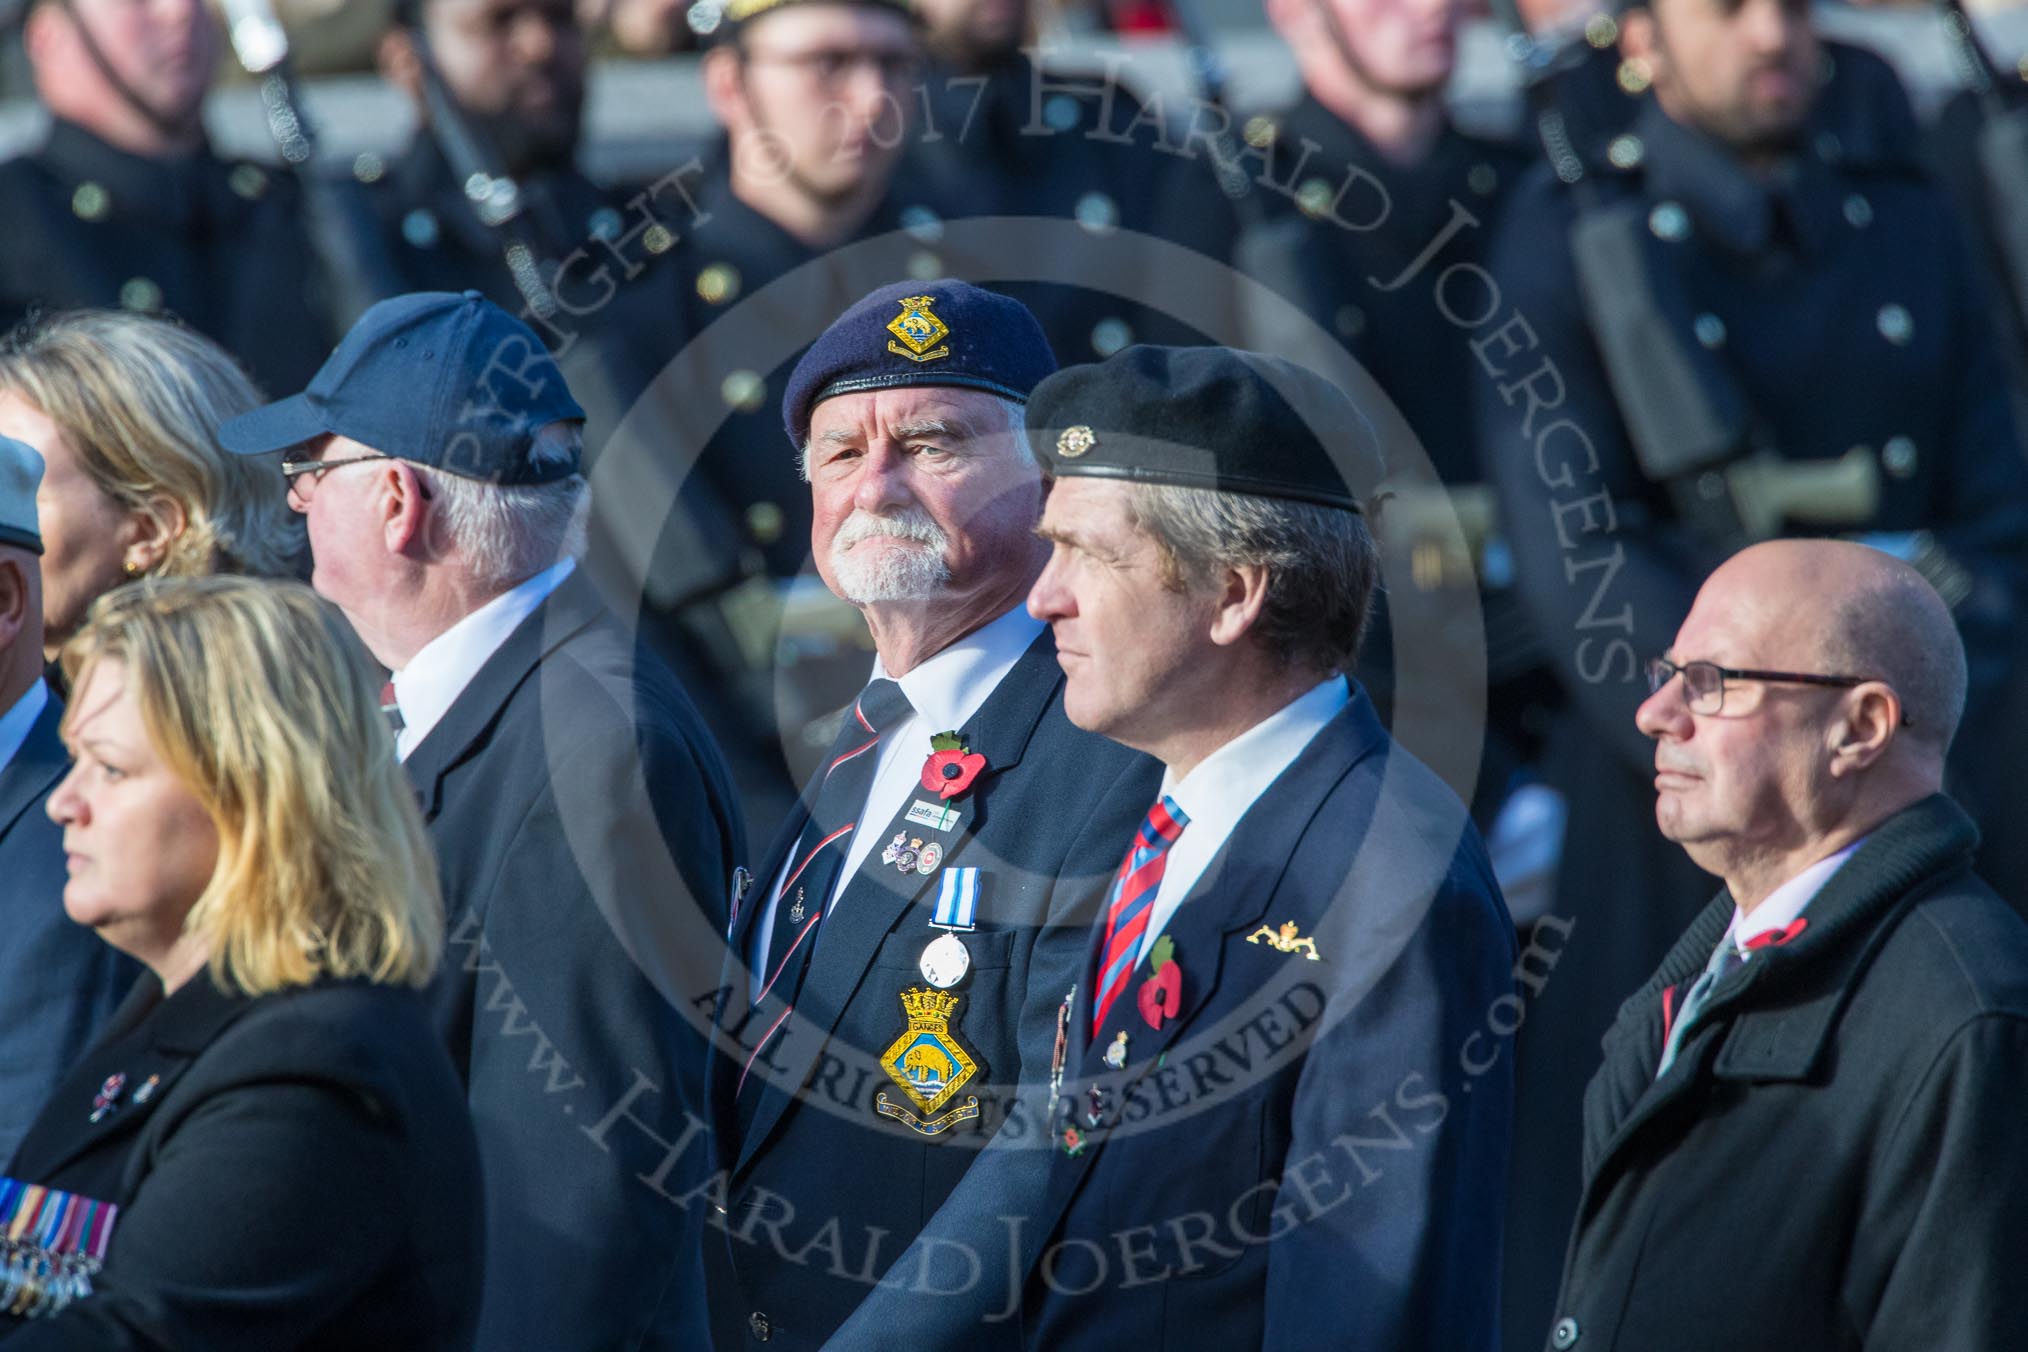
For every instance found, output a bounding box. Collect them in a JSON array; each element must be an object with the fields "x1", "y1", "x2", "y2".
[{"x1": 830, "y1": 507, "x2": 954, "y2": 603}]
